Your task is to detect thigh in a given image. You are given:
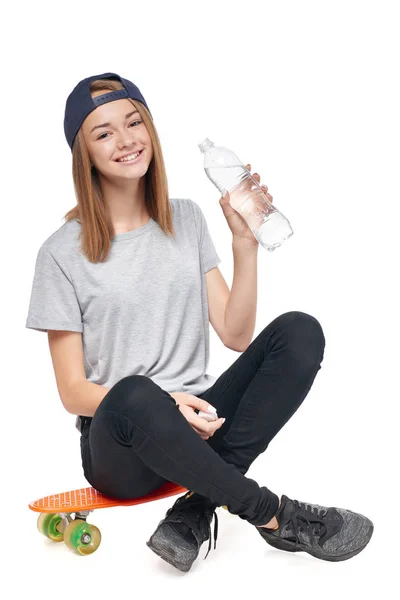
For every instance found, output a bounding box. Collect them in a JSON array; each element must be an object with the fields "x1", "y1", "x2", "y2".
[
  {"x1": 199, "y1": 311, "x2": 324, "y2": 451},
  {"x1": 198, "y1": 323, "x2": 269, "y2": 421},
  {"x1": 199, "y1": 310, "x2": 323, "y2": 417},
  {"x1": 81, "y1": 382, "x2": 169, "y2": 499},
  {"x1": 197, "y1": 327, "x2": 267, "y2": 452}
]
